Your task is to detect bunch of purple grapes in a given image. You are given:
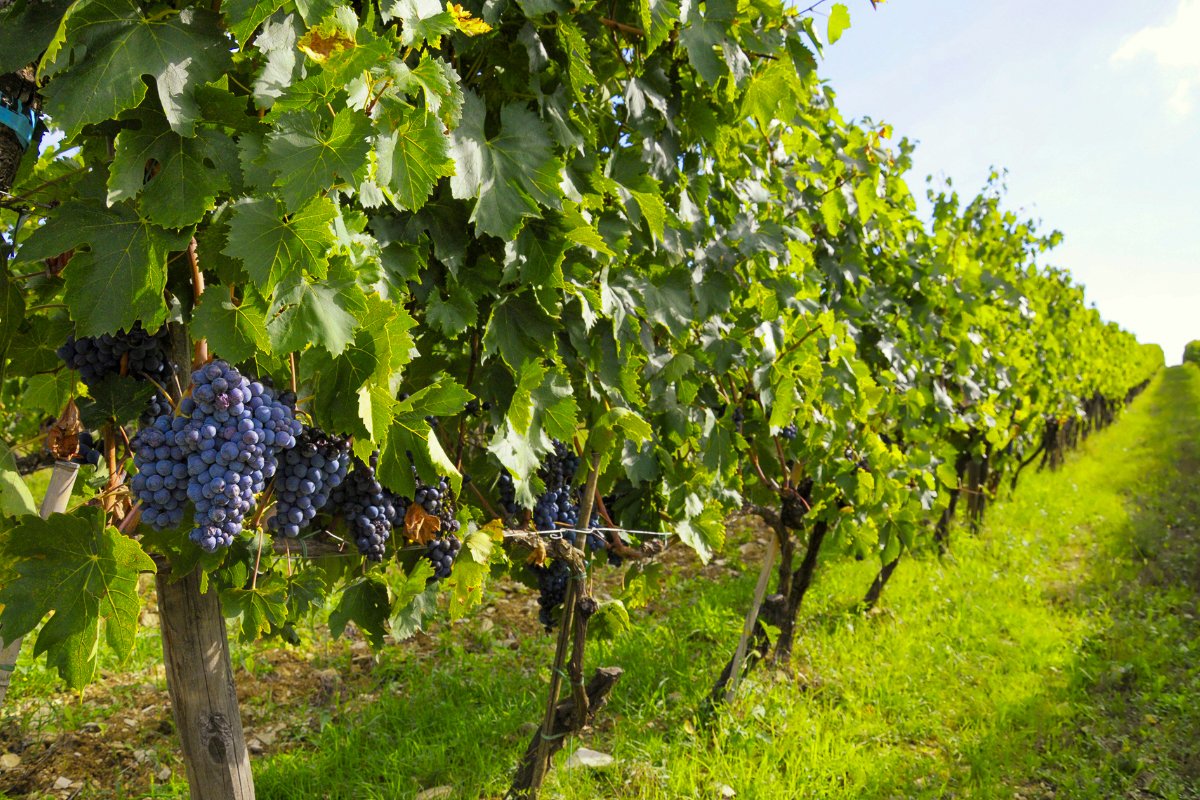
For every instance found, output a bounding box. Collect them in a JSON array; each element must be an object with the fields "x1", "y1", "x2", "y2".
[
  {"x1": 329, "y1": 452, "x2": 406, "y2": 561},
  {"x1": 267, "y1": 426, "x2": 350, "y2": 538},
  {"x1": 532, "y1": 559, "x2": 572, "y2": 629},
  {"x1": 424, "y1": 534, "x2": 461, "y2": 579},
  {"x1": 57, "y1": 323, "x2": 172, "y2": 387},
  {"x1": 414, "y1": 471, "x2": 462, "y2": 577},
  {"x1": 131, "y1": 360, "x2": 301, "y2": 551}
]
